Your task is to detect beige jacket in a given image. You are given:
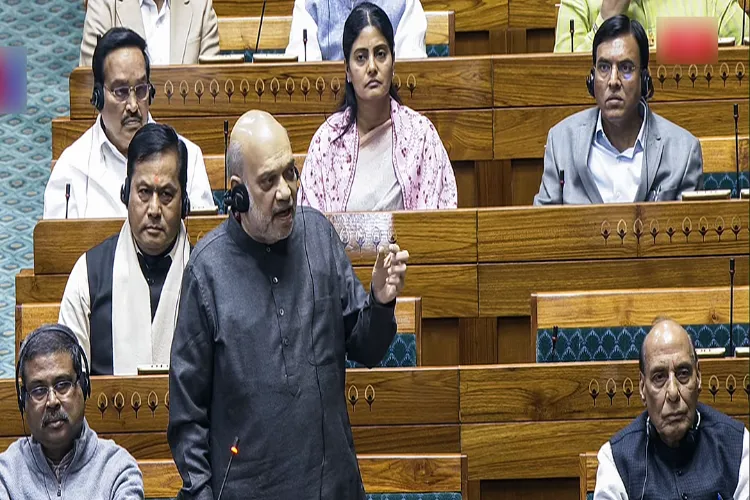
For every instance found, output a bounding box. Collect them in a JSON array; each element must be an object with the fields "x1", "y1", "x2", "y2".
[{"x1": 79, "y1": 0, "x2": 220, "y2": 66}]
